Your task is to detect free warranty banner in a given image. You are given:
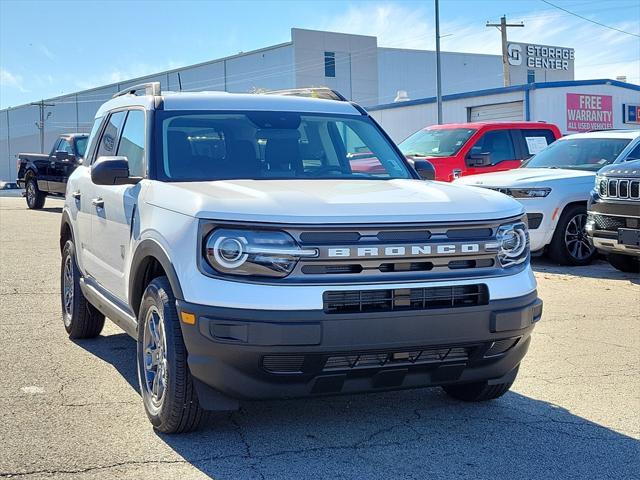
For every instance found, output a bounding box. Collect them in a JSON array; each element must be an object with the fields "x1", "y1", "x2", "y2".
[{"x1": 566, "y1": 93, "x2": 613, "y2": 132}]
